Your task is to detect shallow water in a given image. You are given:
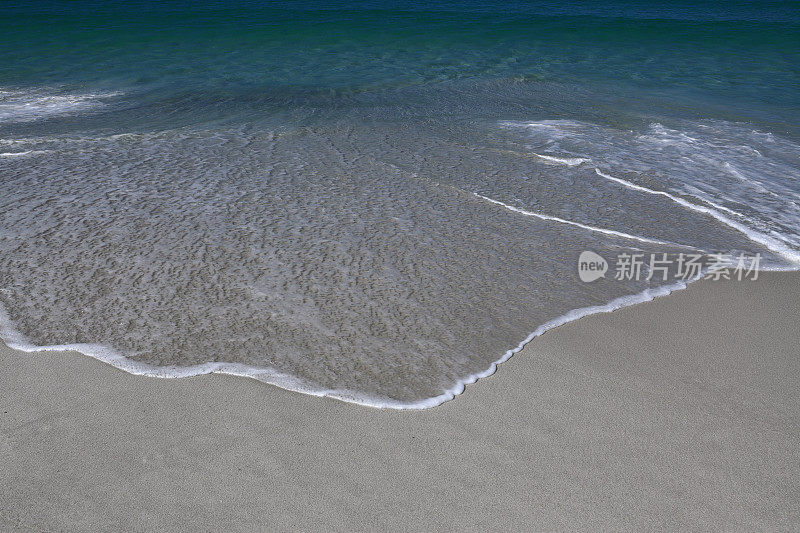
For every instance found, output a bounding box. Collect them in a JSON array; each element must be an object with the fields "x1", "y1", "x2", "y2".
[{"x1": 1, "y1": 1, "x2": 798, "y2": 406}]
